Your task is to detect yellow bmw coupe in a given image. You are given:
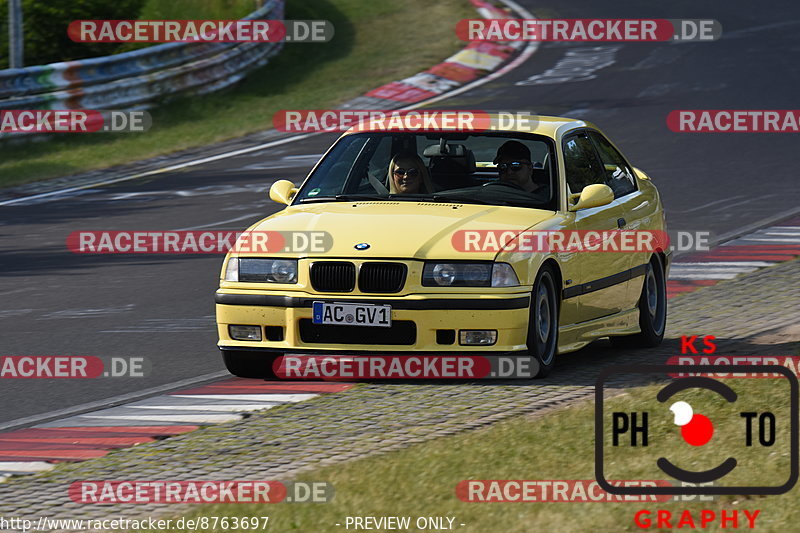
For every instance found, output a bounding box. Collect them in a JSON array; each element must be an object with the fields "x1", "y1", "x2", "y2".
[{"x1": 215, "y1": 115, "x2": 670, "y2": 378}]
